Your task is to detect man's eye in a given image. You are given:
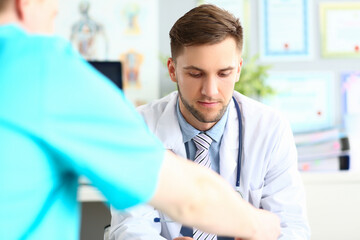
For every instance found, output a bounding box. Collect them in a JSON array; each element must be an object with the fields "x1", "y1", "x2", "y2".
[
  {"x1": 219, "y1": 71, "x2": 231, "y2": 77},
  {"x1": 189, "y1": 73, "x2": 202, "y2": 78}
]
